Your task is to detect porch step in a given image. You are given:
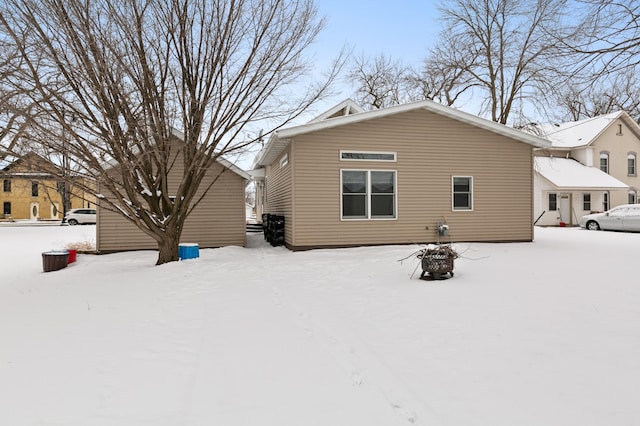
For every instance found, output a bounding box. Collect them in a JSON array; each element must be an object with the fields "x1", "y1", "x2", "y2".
[{"x1": 246, "y1": 223, "x2": 263, "y2": 233}]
